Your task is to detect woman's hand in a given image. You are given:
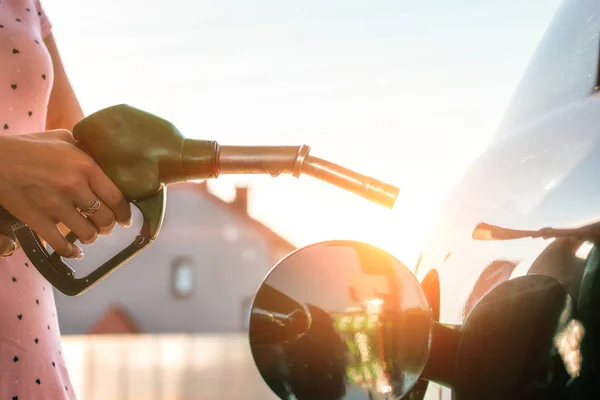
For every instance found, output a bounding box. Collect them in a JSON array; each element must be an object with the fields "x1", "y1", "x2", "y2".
[{"x1": 0, "y1": 129, "x2": 132, "y2": 259}]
